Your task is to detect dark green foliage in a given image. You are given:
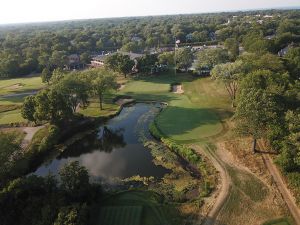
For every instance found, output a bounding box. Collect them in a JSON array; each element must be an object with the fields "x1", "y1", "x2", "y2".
[
  {"x1": 105, "y1": 53, "x2": 135, "y2": 77},
  {"x1": 175, "y1": 48, "x2": 193, "y2": 71},
  {"x1": 0, "y1": 162, "x2": 101, "y2": 225}
]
